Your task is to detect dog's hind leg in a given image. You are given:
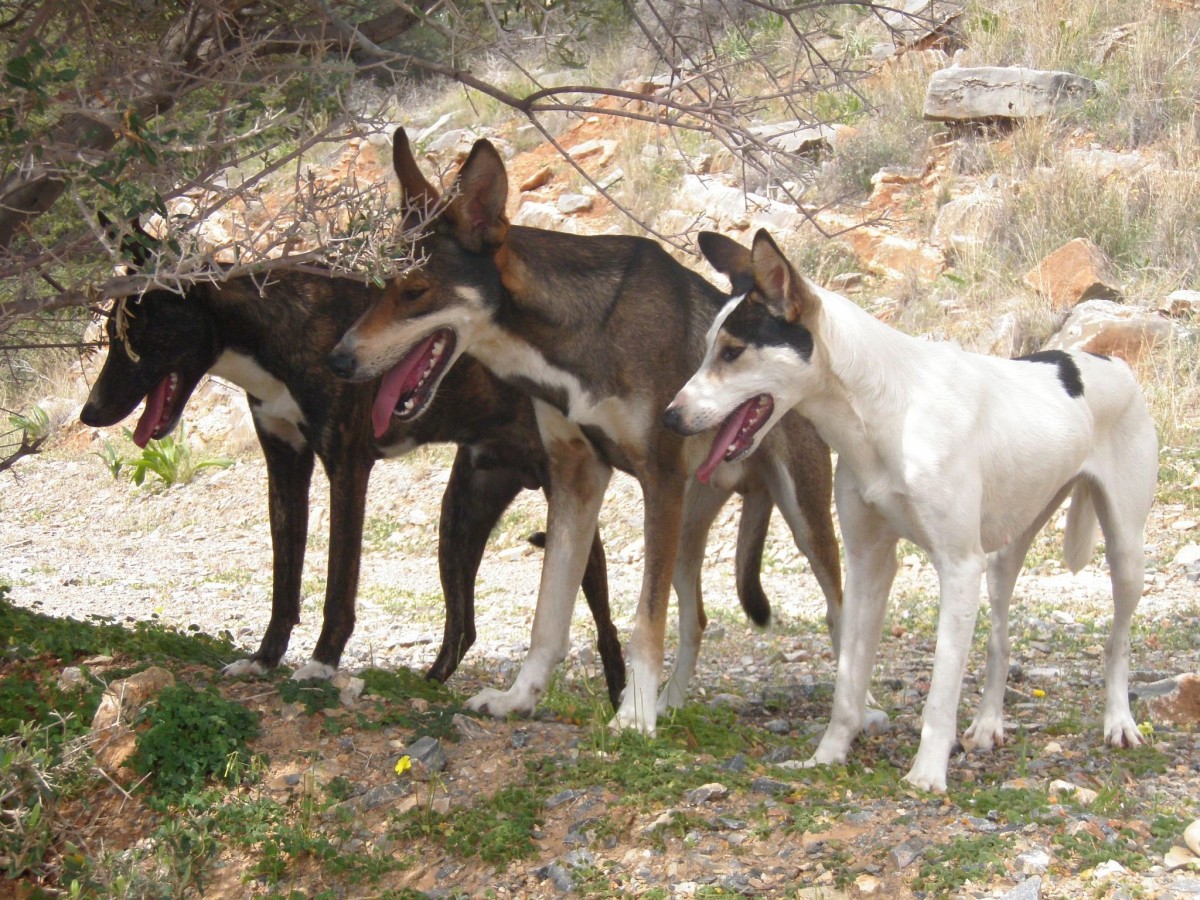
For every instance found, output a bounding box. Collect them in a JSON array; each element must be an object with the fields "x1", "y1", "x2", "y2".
[
  {"x1": 578, "y1": 527, "x2": 625, "y2": 709},
  {"x1": 967, "y1": 482, "x2": 1073, "y2": 752},
  {"x1": 427, "y1": 445, "x2": 525, "y2": 684},
  {"x1": 759, "y1": 437, "x2": 842, "y2": 652},
  {"x1": 807, "y1": 485, "x2": 899, "y2": 769},
  {"x1": 223, "y1": 431, "x2": 316, "y2": 678},
  {"x1": 612, "y1": 460, "x2": 688, "y2": 735},
  {"x1": 1092, "y1": 463, "x2": 1155, "y2": 748},
  {"x1": 467, "y1": 404, "x2": 612, "y2": 719},
  {"x1": 659, "y1": 478, "x2": 732, "y2": 715}
]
